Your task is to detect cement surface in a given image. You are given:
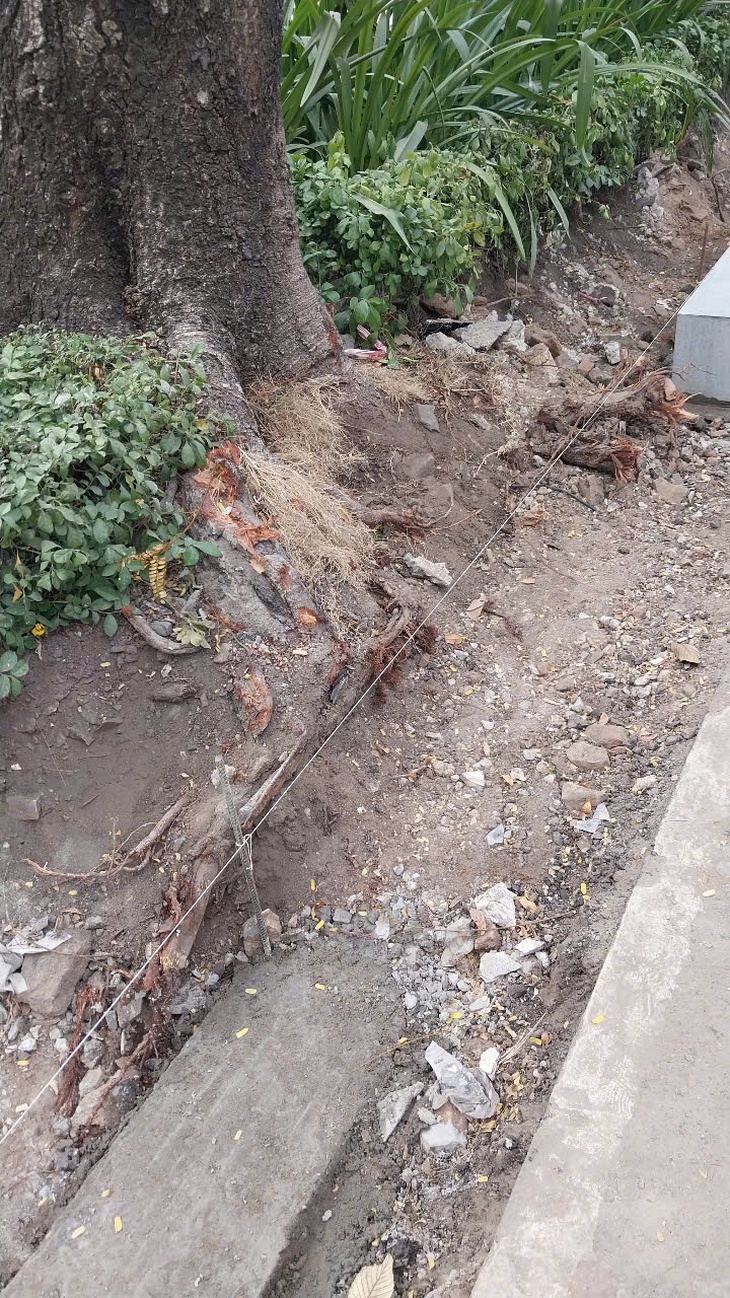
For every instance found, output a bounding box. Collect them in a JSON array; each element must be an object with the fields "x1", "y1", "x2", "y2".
[
  {"x1": 4, "y1": 944, "x2": 398, "y2": 1298},
  {"x1": 673, "y1": 242, "x2": 730, "y2": 398},
  {"x1": 471, "y1": 665, "x2": 730, "y2": 1298}
]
